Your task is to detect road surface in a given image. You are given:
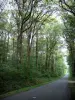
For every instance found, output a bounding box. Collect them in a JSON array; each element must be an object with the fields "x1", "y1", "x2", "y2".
[{"x1": 1, "y1": 76, "x2": 71, "y2": 100}]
